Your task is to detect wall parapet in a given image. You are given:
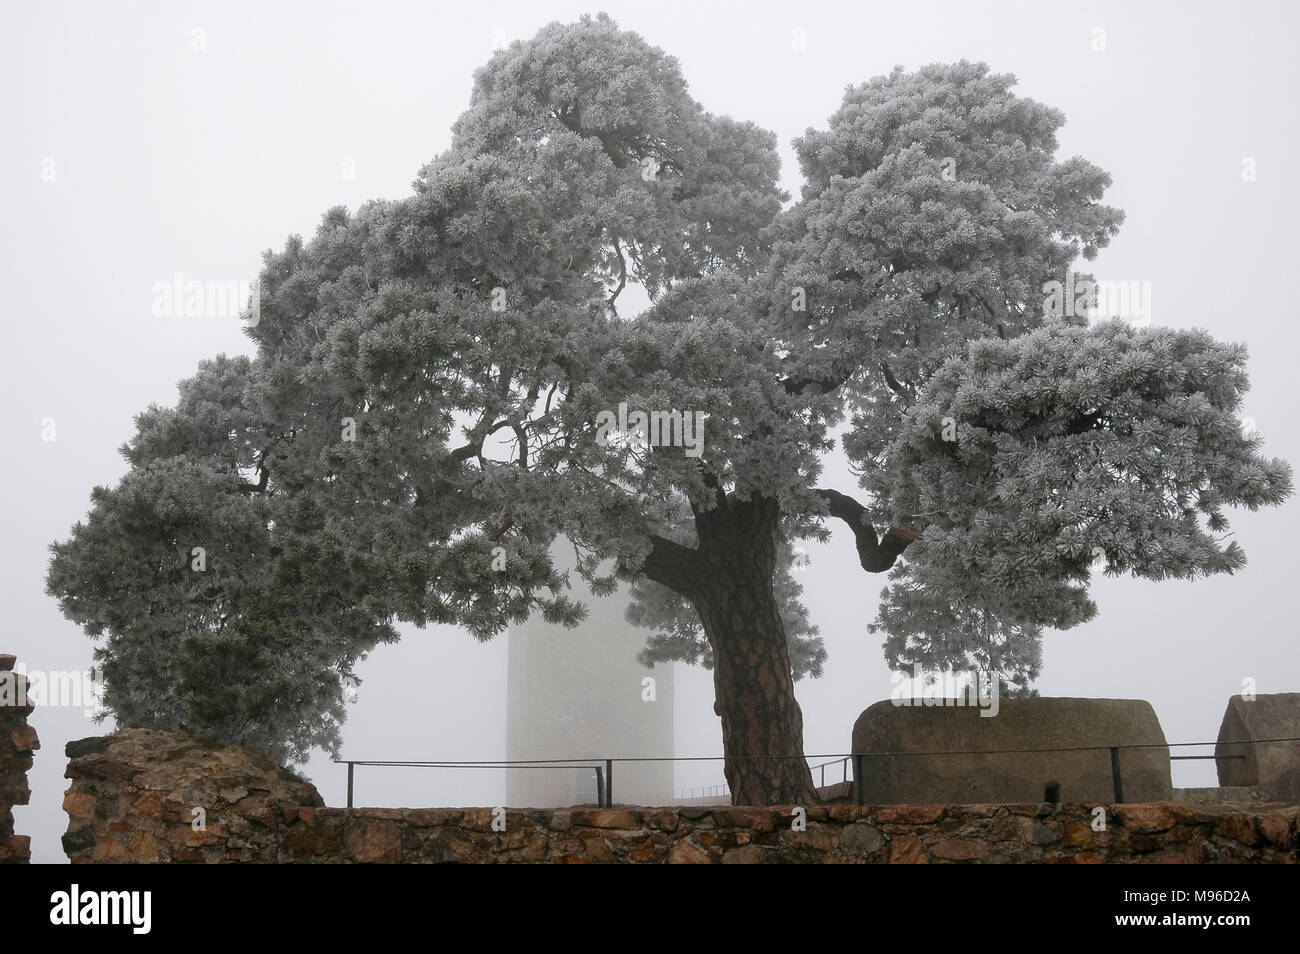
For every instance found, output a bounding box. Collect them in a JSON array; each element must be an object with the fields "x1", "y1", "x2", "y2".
[
  {"x1": 276, "y1": 802, "x2": 1298, "y2": 864},
  {"x1": 61, "y1": 729, "x2": 1300, "y2": 863}
]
